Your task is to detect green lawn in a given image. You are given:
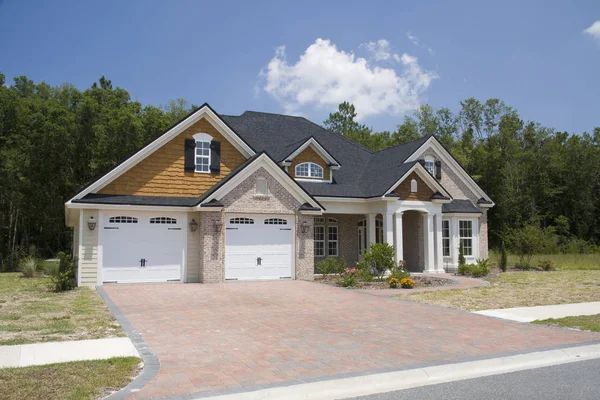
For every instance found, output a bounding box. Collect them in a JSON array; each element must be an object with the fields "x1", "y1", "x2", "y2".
[
  {"x1": 0, "y1": 357, "x2": 140, "y2": 400},
  {"x1": 489, "y1": 252, "x2": 600, "y2": 270},
  {"x1": 0, "y1": 273, "x2": 123, "y2": 345},
  {"x1": 532, "y1": 314, "x2": 600, "y2": 333},
  {"x1": 398, "y1": 270, "x2": 600, "y2": 311}
]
